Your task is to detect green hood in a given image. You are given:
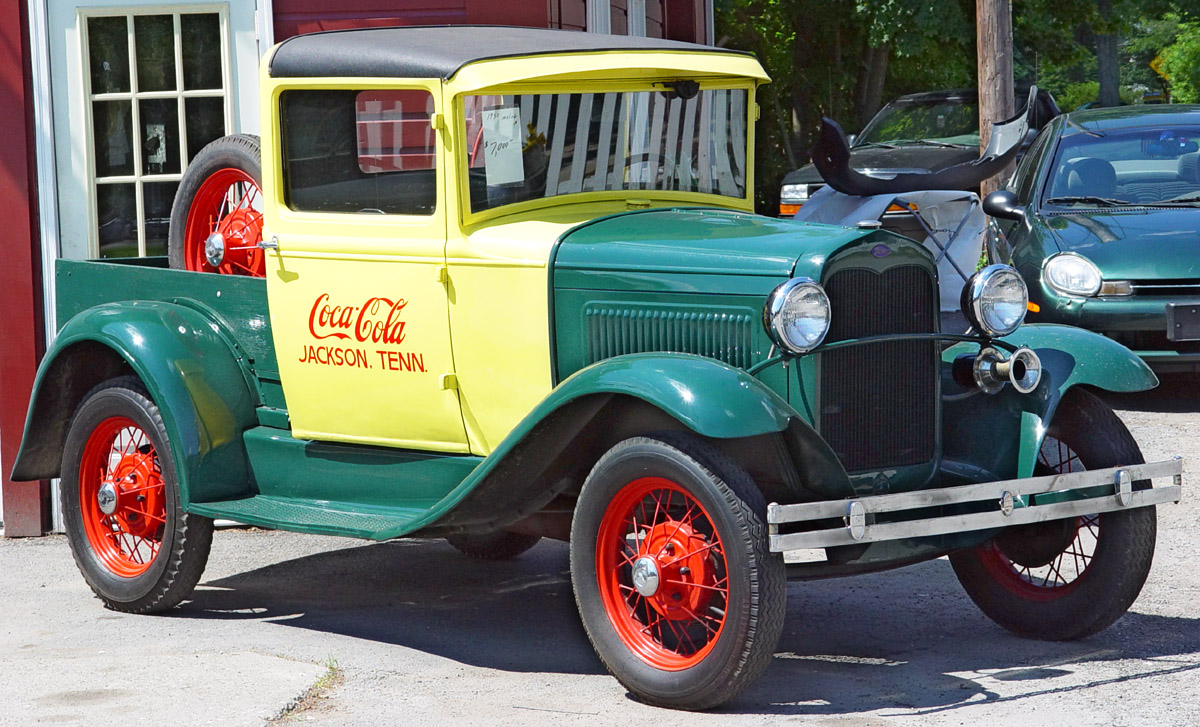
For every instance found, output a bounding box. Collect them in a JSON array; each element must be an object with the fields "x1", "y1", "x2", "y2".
[
  {"x1": 552, "y1": 208, "x2": 880, "y2": 292},
  {"x1": 1045, "y1": 209, "x2": 1200, "y2": 280}
]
